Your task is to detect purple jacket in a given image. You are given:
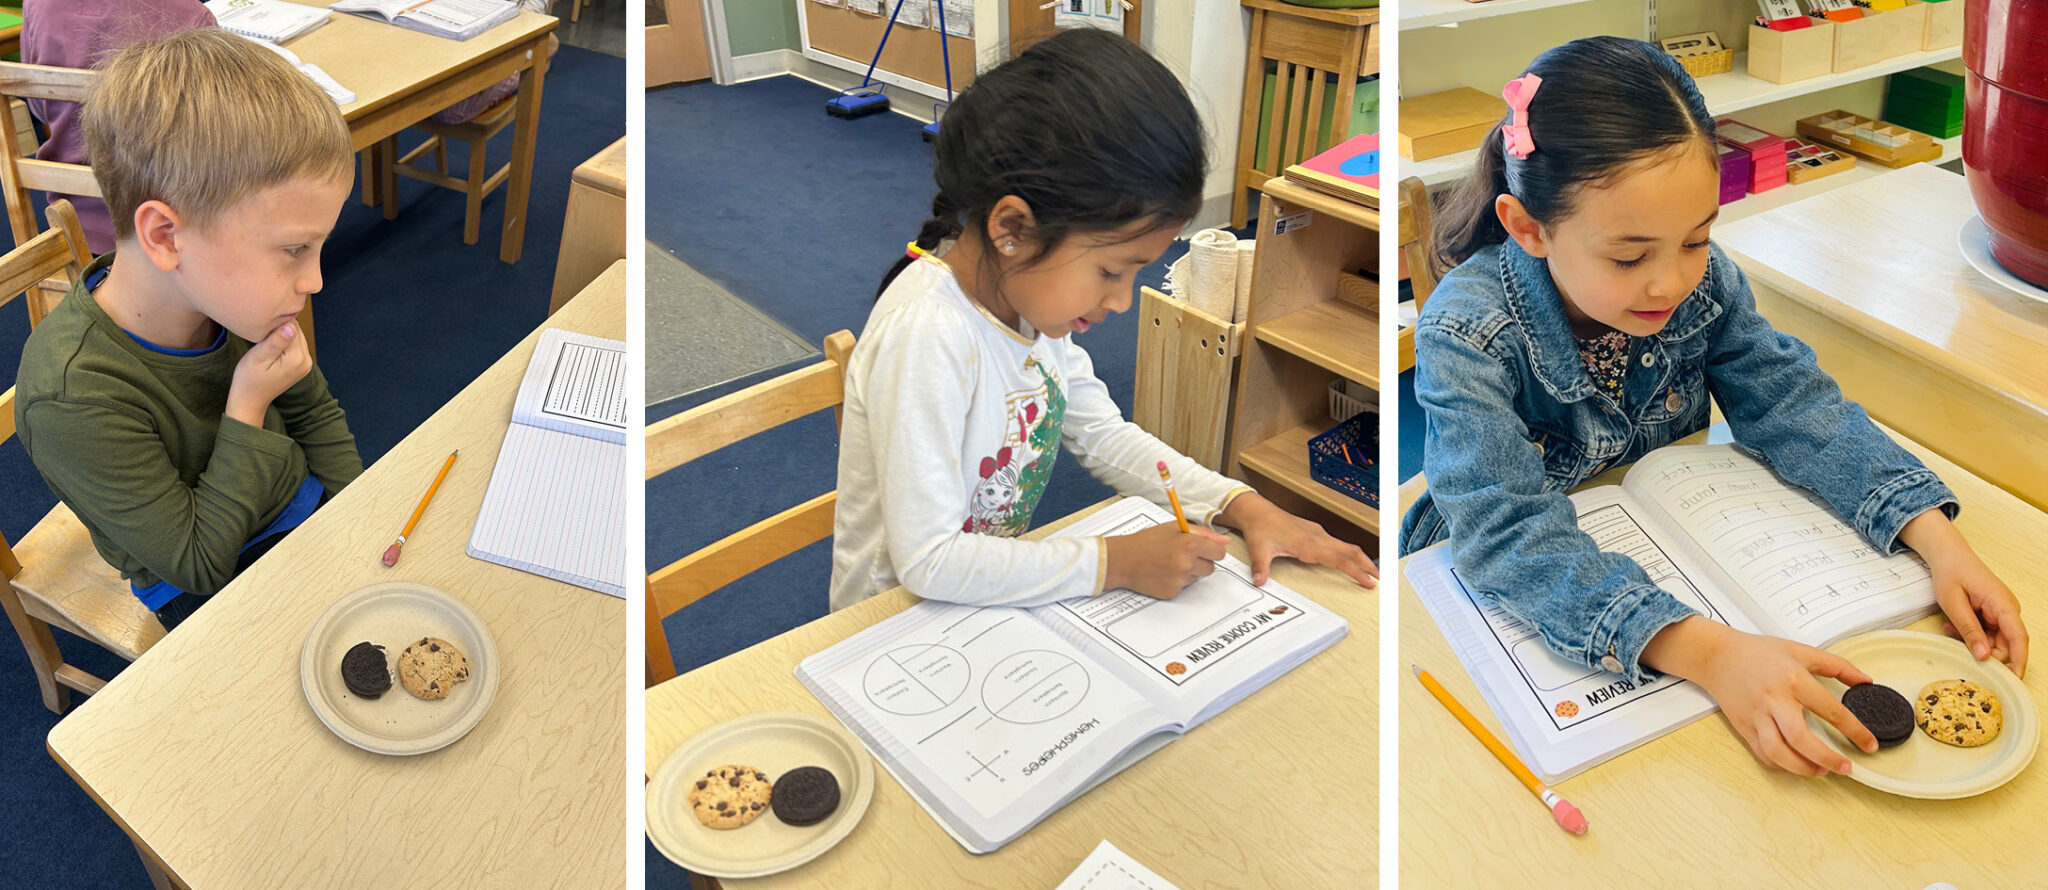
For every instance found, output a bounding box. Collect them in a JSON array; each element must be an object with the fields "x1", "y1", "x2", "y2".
[{"x1": 21, "y1": 0, "x2": 216, "y2": 253}]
